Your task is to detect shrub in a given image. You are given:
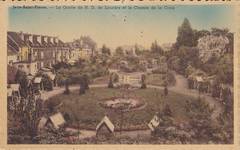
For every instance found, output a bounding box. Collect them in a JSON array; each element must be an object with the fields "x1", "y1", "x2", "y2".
[
  {"x1": 108, "y1": 75, "x2": 114, "y2": 88},
  {"x1": 141, "y1": 74, "x2": 147, "y2": 89},
  {"x1": 64, "y1": 79, "x2": 70, "y2": 95},
  {"x1": 42, "y1": 74, "x2": 53, "y2": 91}
]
